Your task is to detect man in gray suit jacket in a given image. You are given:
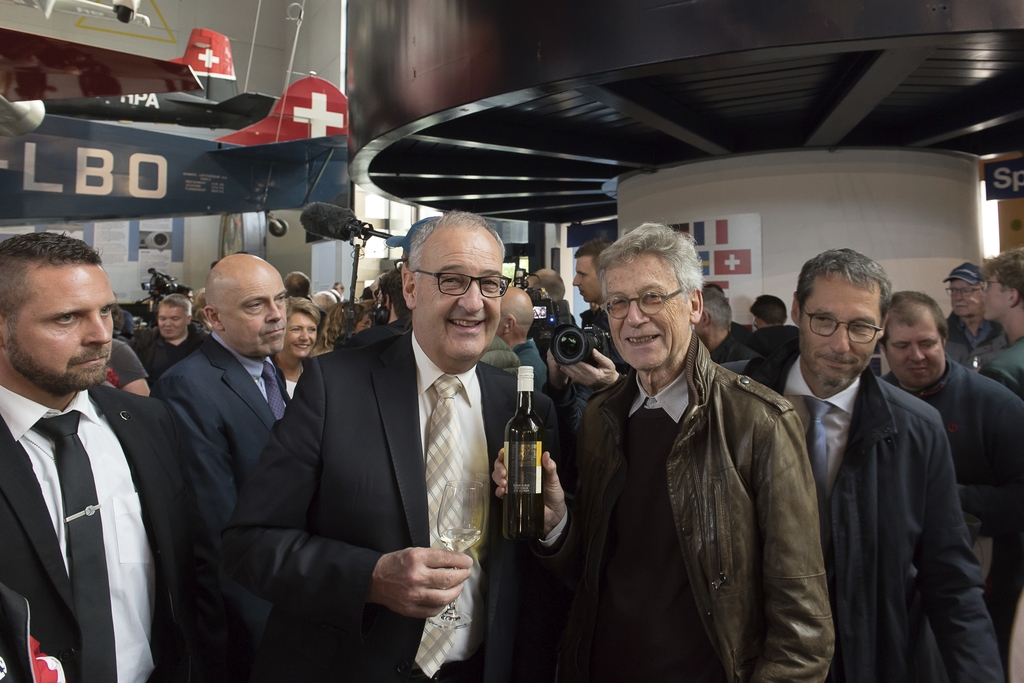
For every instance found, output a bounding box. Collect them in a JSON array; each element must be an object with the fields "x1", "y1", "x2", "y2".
[{"x1": 153, "y1": 254, "x2": 289, "y2": 683}]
